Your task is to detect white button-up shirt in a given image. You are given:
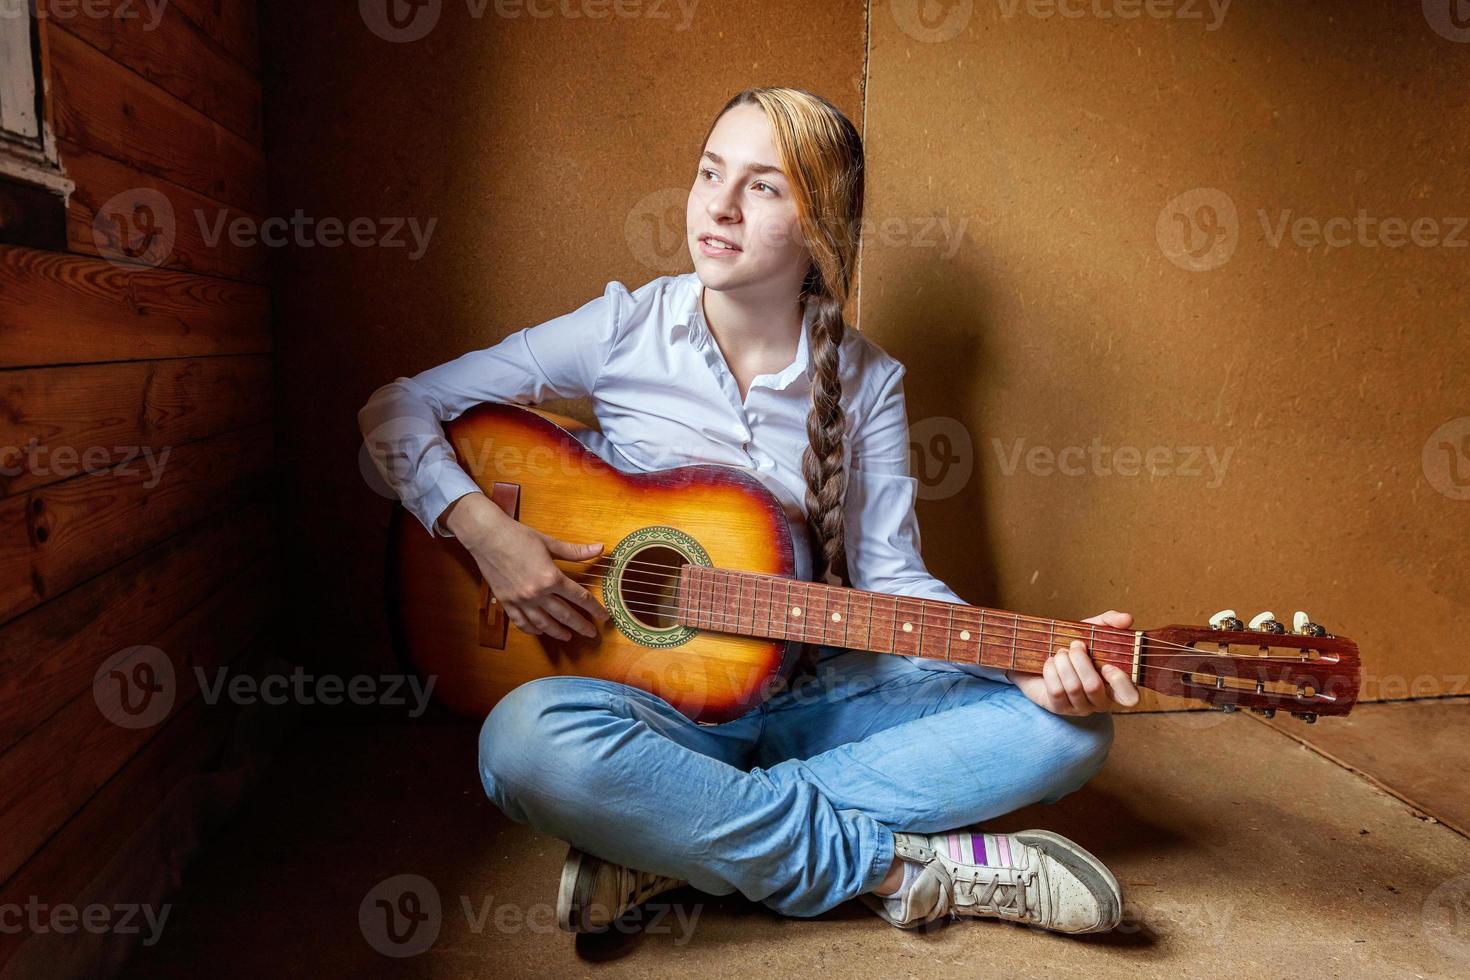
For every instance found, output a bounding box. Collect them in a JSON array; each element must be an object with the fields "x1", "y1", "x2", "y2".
[{"x1": 358, "y1": 271, "x2": 1009, "y2": 683}]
